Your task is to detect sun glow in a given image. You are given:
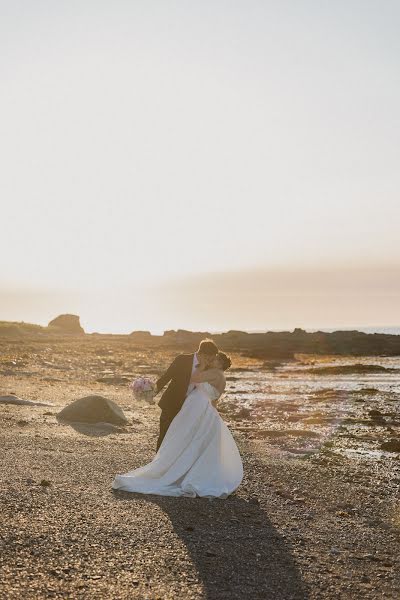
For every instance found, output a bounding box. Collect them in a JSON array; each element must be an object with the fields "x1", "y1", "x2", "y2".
[{"x1": 0, "y1": 3, "x2": 399, "y2": 332}]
